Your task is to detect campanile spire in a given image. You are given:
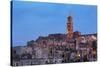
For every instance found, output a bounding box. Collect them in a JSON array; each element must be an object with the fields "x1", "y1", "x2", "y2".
[{"x1": 67, "y1": 16, "x2": 73, "y2": 39}]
